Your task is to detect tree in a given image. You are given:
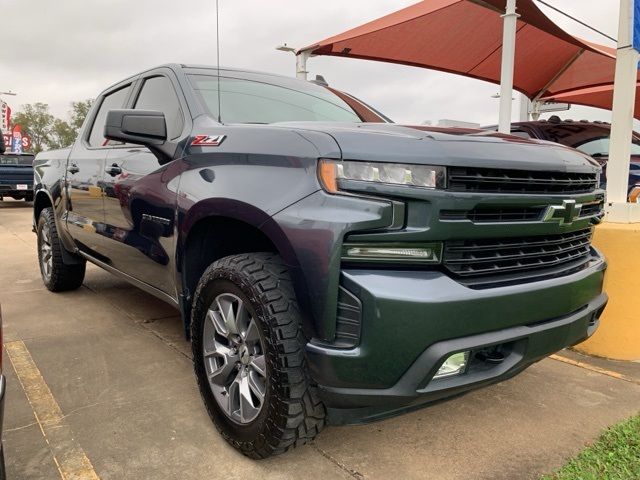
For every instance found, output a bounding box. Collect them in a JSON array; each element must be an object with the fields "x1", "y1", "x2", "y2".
[
  {"x1": 12, "y1": 103, "x2": 54, "y2": 154},
  {"x1": 10, "y1": 99, "x2": 93, "y2": 153},
  {"x1": 69, "y1": 99, "x2": 93, "y2": 134},
  {"x1": 49, "y1": 118, "x2": 76, "y2": 149}
]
